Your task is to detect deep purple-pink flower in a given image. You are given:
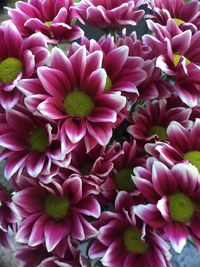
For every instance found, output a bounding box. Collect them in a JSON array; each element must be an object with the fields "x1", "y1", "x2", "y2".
[
  {"x1": 134, "y1": 159, "x2": 200, "y2": 253},
  {"x1": 0, "y1": 21, "x2": 49, "y2": 109},
  {"x1": 8, "y1": 0, "x2": 83, "y2": 44},
  {"x1": 74, "y1": 0, "x2": 146, "y2": 30},
  {"x1": 13, "y1": 173, "x2": 100, "y2": 252},
  {"x1": 18, "y1": 46, "x2": 126, "y2": 152}
]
